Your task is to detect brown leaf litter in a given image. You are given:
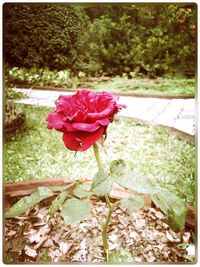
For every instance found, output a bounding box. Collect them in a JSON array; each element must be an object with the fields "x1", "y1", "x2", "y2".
[{"x1": 4, "y1": 197, "x2": 195, "y2": 263}]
